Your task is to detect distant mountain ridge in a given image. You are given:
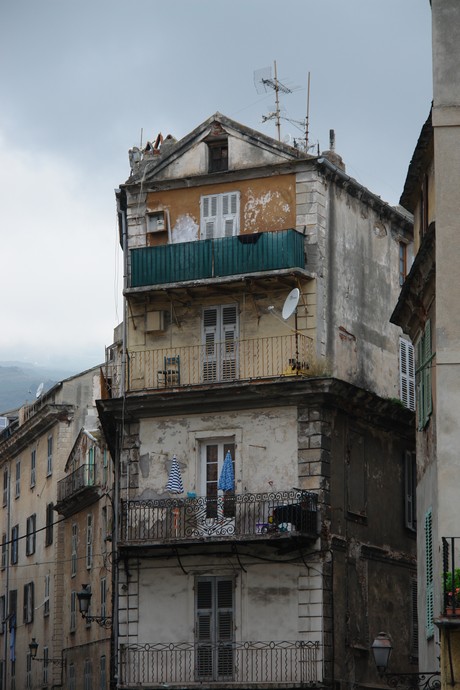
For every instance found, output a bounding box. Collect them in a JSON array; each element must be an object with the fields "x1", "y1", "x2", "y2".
[{"x1": 0, "y1": 362, "x2": 76, "y2": 413}]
